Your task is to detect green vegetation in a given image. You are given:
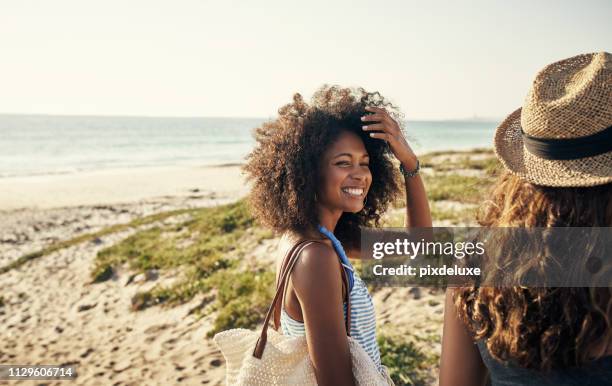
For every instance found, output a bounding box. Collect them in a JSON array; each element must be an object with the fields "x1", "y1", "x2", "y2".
[
  {"x1": 423, "y1": 174, "x2": 492, "y2": 204},
  {"x1": 419, "y1": 148, "x2": 493, "y2": 158},
  {"x1": 381, "y1": 210, "x2": 405, "y2": 228},
  {"x1": 391, "y1": 150, "x2": 498, "y2": 224},
  {"x1": 92, "y1": 200, "x2": 254, "y2": 282},
  {"x1": 429, "y1": 204, "x2": 477, "y2": 224},
  {"x1": 378, "y1": 334, "x2": 436, "y2": 386},
  {"x1": 465, "y1": 156, "x2": 500, "y2": 176},
  {"x1": 419, "y1": 148, "x2": 493, "y2": 164},
  {"x1": 457, "y1": 156, "x2": 499, "y2": 176},
  {"x1": 413, "y1": 332, "x2": 441, "y2": 345},
  {"x1": 92, "y1": 199, "x2": 276, "y2": 335},
  {"x1": 420, "y1": 149, "x2": 500, "y2": 177},
  {"x1": 0, "y1": 198, "x2": 277, "y2": 337},
  {"x1": 207, "y1": 269, "x2": 275, "y2": 337},
  {"x1": 0, "y1": 208, "x2": 195, "y2": 275},
  {"x1": 385, "y1": 201, "x2": 475, "y2": 225}
]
